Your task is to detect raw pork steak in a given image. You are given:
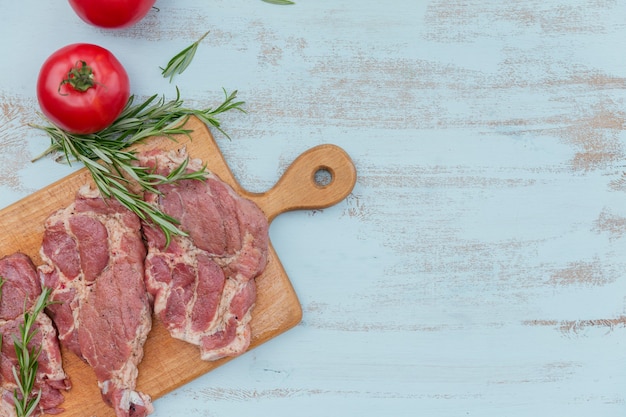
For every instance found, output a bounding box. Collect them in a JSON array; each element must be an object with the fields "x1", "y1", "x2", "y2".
[
  {"x1": 38, "y1": 186, "x2": 153, "y2": 417},
  {"x1": 138, "y1": 148, "x2": 269, "y2": 361},
  {"x1": 0, "y1": 252, "x2": 70, "y2": 417}
]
